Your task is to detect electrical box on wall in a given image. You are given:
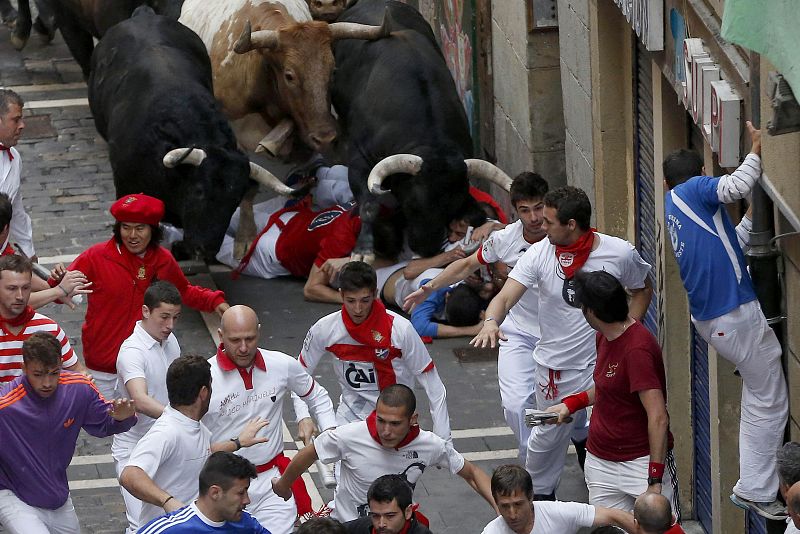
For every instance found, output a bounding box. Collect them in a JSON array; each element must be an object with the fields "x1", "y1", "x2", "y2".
[
  {"x1": 766, "y1": 71, "x2": 800, "y2": 135},
  {"x1": 700, "y1": 64, "x2": 721, "y2": 142},
  {"x1": 710, "y1": 80, "x2": 742, "y2": 168},
  {"x1": 682, "y1": 38, "x2": 705, "y2": 109},
  {"x1": 527, "y1": 0, "x2": 558, "y2": 31}
]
